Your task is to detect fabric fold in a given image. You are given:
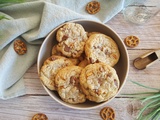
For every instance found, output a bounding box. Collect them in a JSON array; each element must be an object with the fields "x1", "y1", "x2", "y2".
[{"x1": 0, "y1": 0, "x2": 126, "y2": 99}]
